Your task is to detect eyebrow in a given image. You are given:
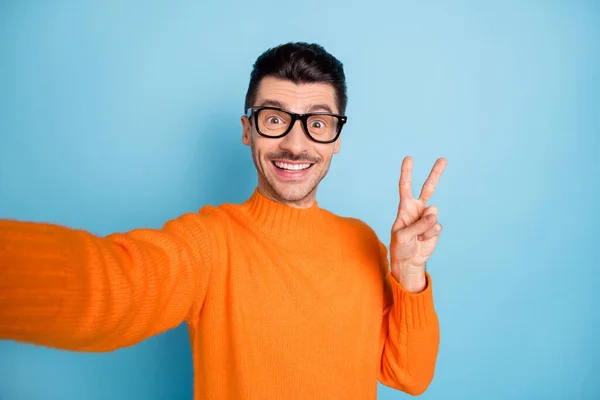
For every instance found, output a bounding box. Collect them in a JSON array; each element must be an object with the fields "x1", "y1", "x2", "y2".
[
  {"x1": 257, "y1": 99, "x2": 335, "y2": 114},
  {"x1": 307, "y1": 104, "x2": 334, "y2": 113},
  {"x1": 257, "y1": 99, "x2": 285, "y2": 109}
]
